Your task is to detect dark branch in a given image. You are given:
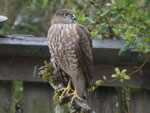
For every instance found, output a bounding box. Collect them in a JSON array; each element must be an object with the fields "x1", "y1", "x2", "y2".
[{"x1": 39, "y1": 62, "x2": 96, "y2": 113}]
